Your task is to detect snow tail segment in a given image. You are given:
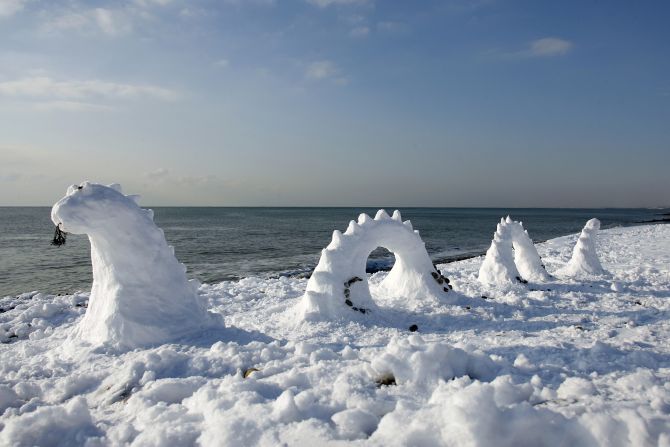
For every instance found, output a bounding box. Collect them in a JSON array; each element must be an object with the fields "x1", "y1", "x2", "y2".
[
  {"x1": 299, "y1": 210, "x2": 454, "y2": 321},
  {"x1": 478, "y1": 217, "x2": 551, "y2": 286}
]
